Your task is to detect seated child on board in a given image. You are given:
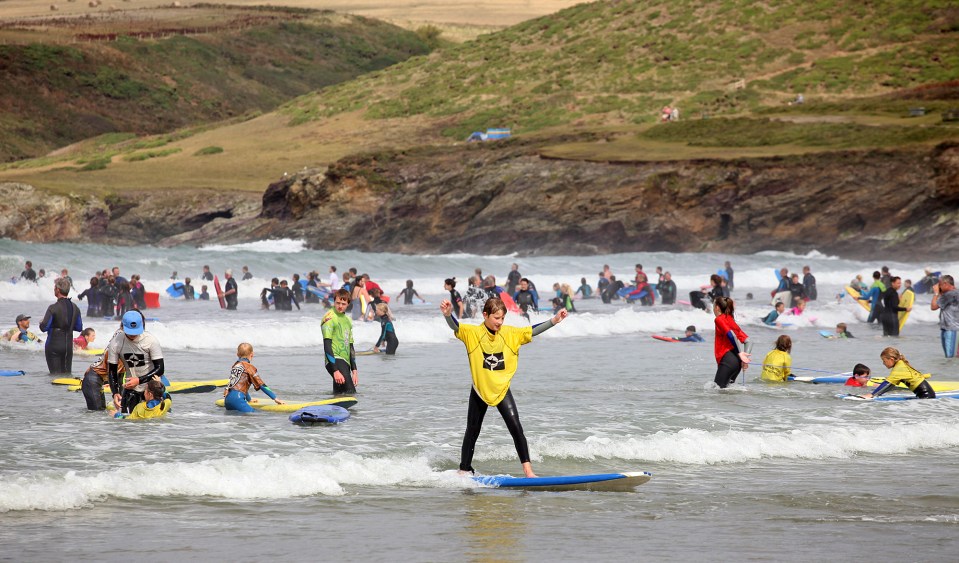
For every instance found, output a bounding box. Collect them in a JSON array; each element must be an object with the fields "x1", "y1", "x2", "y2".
[
  {"x1": 199, "y1": 285, "x2": 210, "y2": 300},
  {"x1": 677, "y1": 325, "x2": 704, "y2": 342},
  {"x1": 223, "y1": 343, "x2": 284, "y2": 412},
  {"x1": 845, "y1": 364, "x2": 871, "y2": 387},
  {"x1": 760, "y1": 335, "x2": 792, "y2": 382},
  {"x1": 121, "y1": 379, "x2": 172, "y2": 420}
]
